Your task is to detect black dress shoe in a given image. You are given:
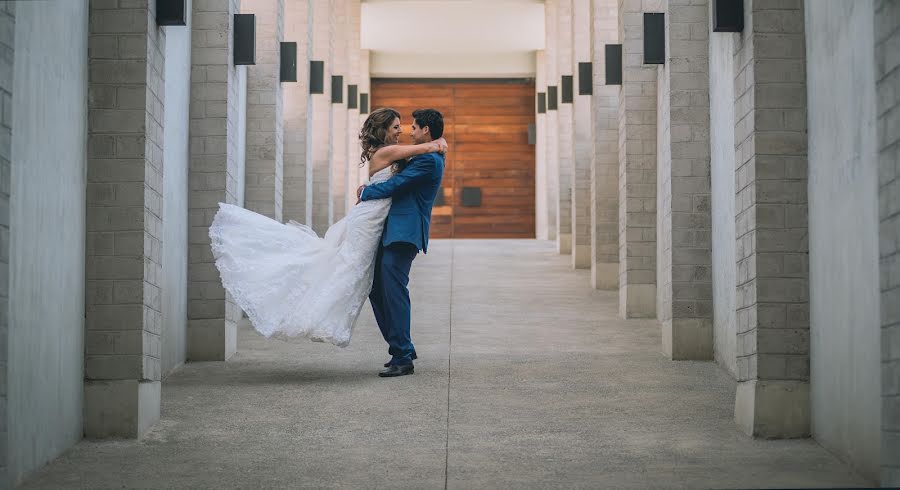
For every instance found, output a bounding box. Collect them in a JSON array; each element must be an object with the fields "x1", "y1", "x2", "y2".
[
  {"x1": 384, "y1": 351, "x2": 417, "y2": 368},
  {"x1": 378, "y1": 364, "x2": 414, "y2": 377}
]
